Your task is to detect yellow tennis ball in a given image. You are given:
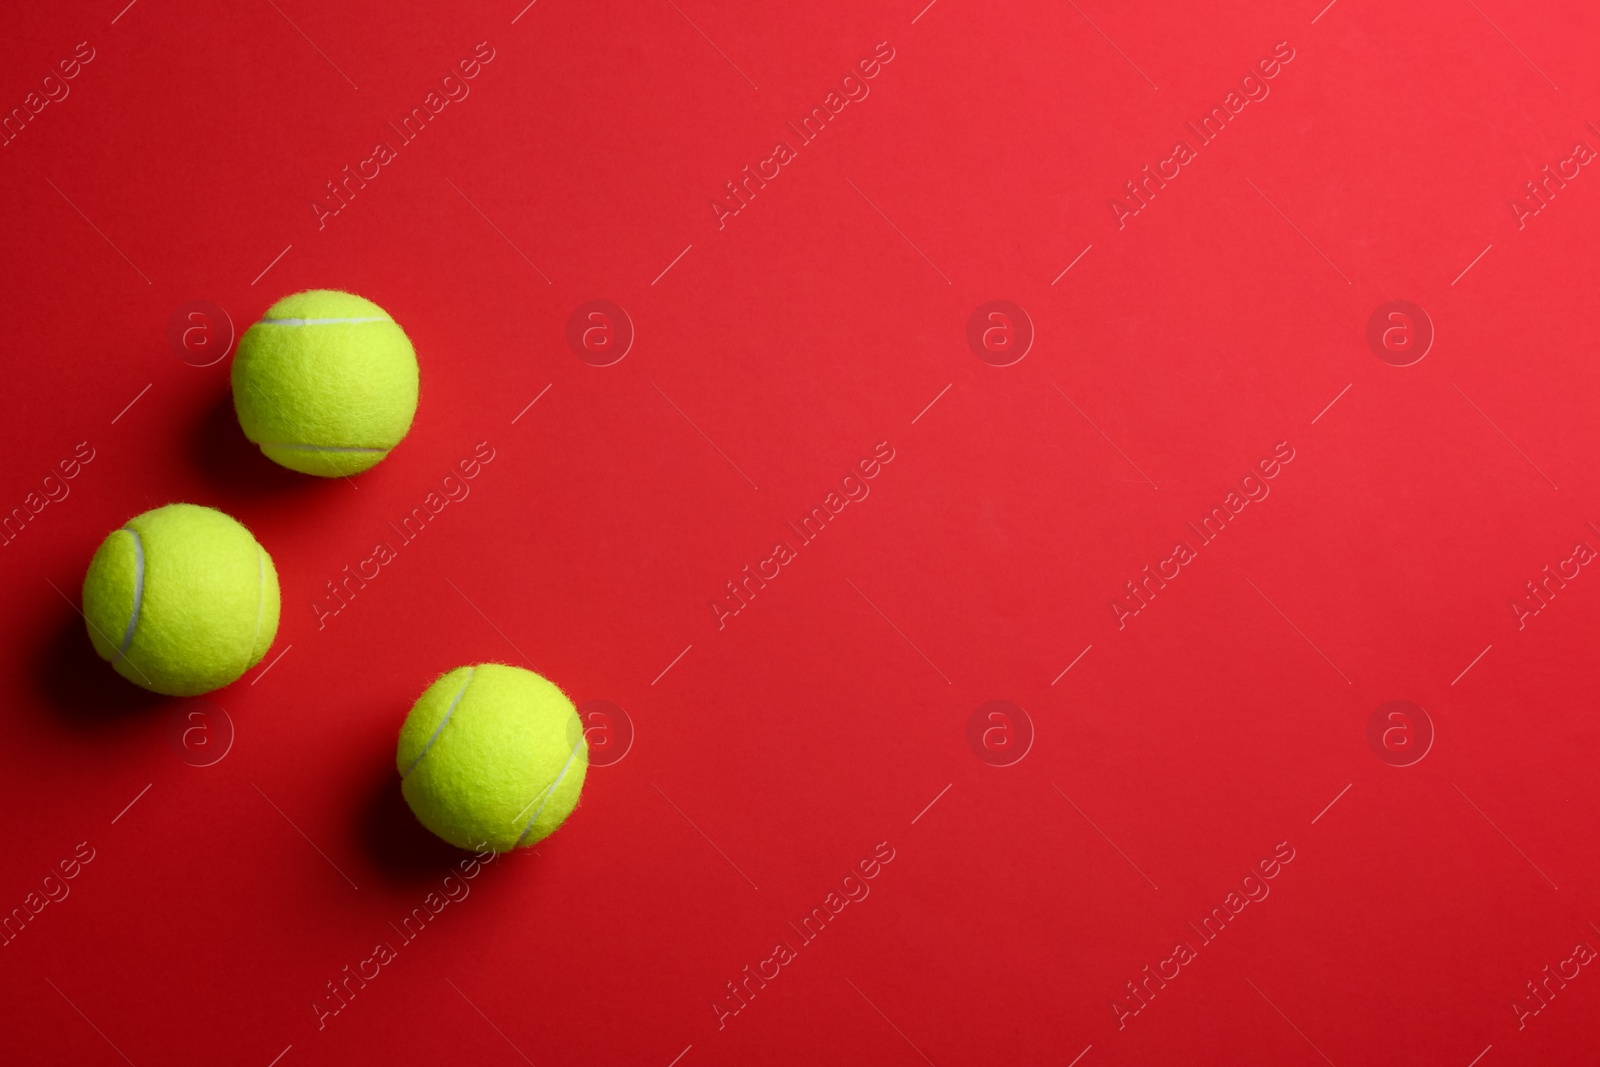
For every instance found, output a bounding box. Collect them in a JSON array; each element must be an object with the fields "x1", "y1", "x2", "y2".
[
  {"x1": 82, "y1": 504, "x2": 281, "y2": 696},
  {"x1": 397, "y1": 664, "x2": 589, "y2": 852},
  {"x1": 231, "y1": 289, "x2": 419, "y2": 476}
]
